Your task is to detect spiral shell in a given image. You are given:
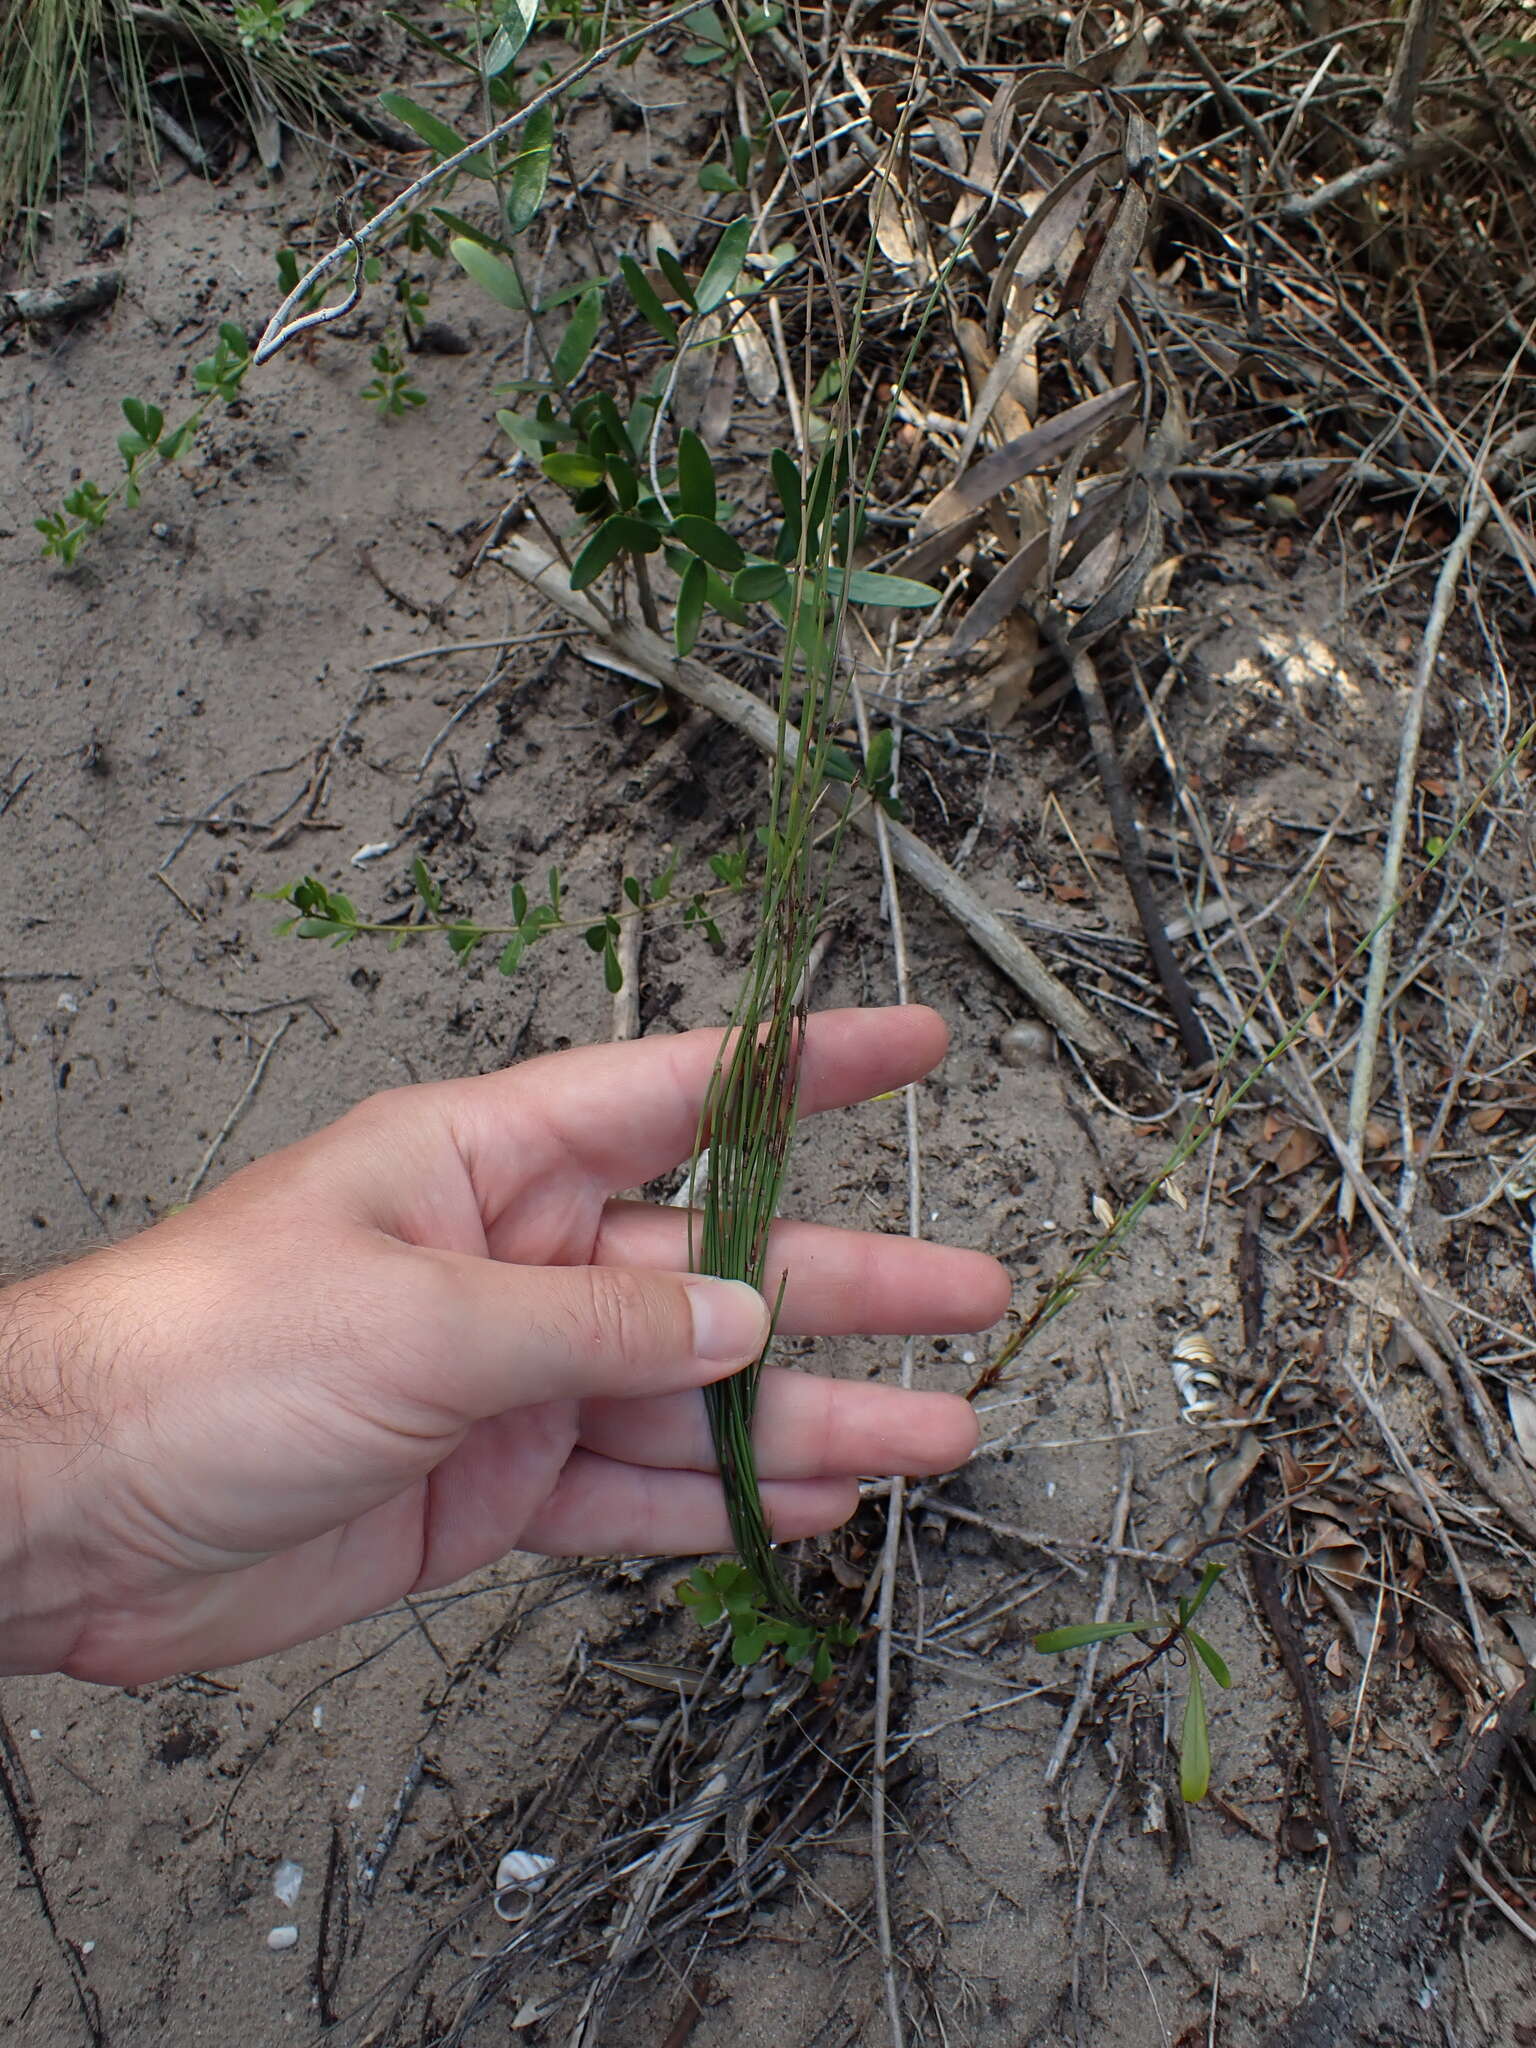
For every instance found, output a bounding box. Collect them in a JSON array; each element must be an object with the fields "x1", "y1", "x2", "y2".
[{"x1": 1168, "y1": 1332, "x2": 1223, "y2": 1423}]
